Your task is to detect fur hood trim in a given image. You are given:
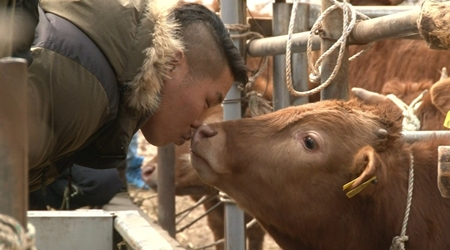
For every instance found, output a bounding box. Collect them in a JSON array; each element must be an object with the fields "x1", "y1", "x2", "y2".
[{"x1": 124, "y1": 0, "x2": 184, "y2": 113}]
